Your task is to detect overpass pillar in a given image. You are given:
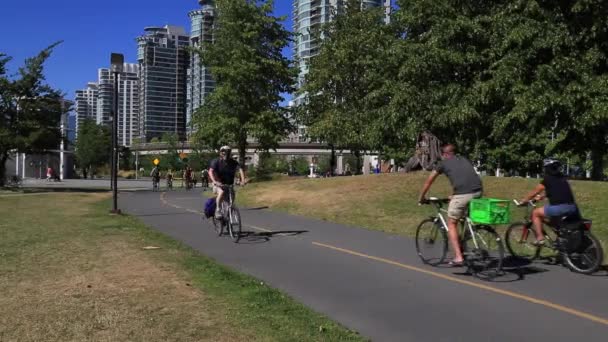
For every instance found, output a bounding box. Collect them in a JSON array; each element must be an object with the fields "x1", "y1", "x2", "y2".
[
  {"x1": 336, "y1": 155, "x2": 344, "y2": 175},
  {"x1": 363, "y1": 155, "x2": 371, "y2": 175}
]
